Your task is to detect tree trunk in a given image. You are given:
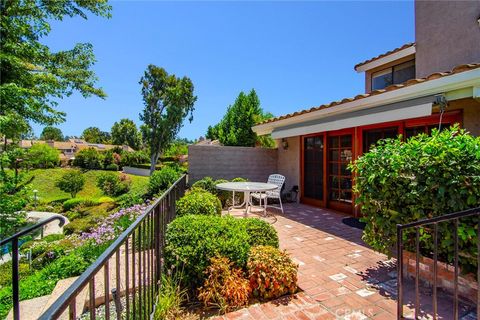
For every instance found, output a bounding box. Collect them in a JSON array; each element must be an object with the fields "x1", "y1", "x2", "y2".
[{"x1": 150, "y1": 153, "x2": 159, "y2": 175}]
